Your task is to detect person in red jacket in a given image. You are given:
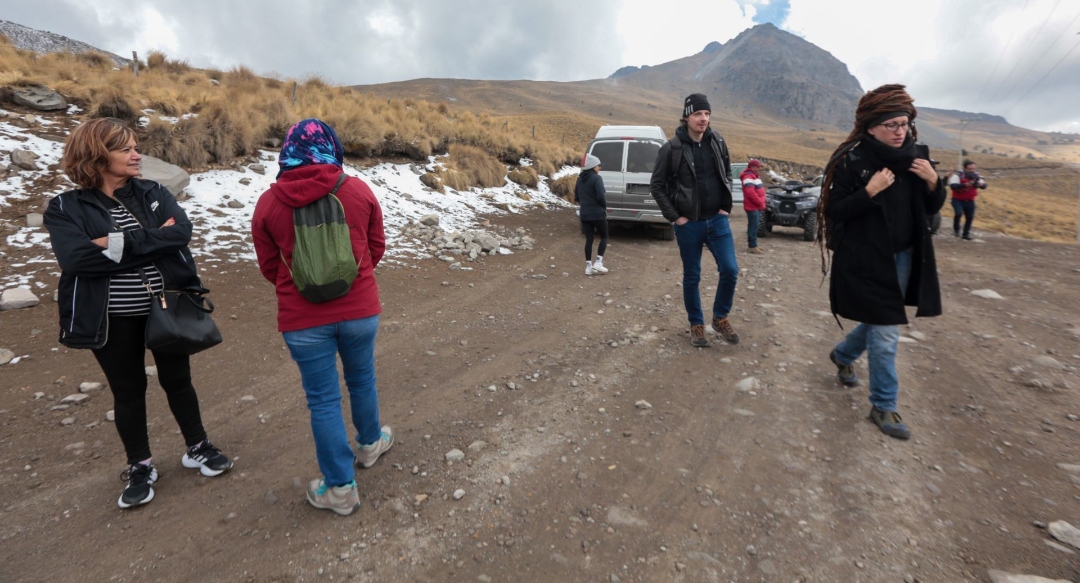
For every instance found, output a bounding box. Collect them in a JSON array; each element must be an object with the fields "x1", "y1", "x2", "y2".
[
  {"x1": 947, "y1": 159, "x2": 987, "y2": 240},
  {"x1": 251, "y1": 119, "x2": 392, "y2": 516},
  {"x1": 741, "y1": 159, "x2": 767, "y2": 254}
]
